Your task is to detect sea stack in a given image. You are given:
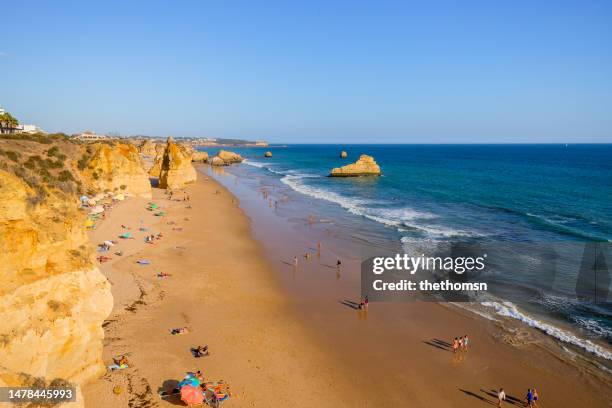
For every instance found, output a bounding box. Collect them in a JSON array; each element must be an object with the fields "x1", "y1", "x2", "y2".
[
  {"x1": 191, "y1": 151, "x2": 209, "y2": 163},
  {"x1": 217, "y1": 150, "x2": 243, "y2": 164},
  {"x1": 159, "y1": 137, "x2": 197, "y2": 189},
  {"x1": 340, "y1": 151, "x2": 348, "y2": 158},
  {"x1": 330, "y1": 154, "x2": 381, "y2": 177},
  {"x1": 210, "y1": 156, "x2": 226, "y2": 166},
  {"x1": 264, "y1": 151, "x2": 272, "y2": 157}
]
